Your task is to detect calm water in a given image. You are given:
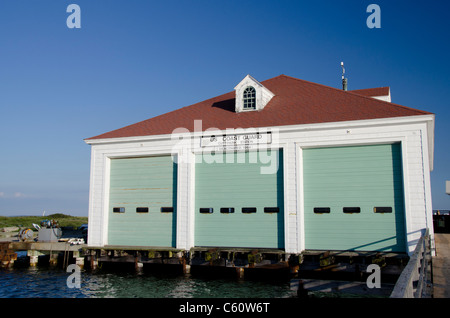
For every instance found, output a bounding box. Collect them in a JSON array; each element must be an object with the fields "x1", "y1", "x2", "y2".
[{"x1": 0, "y1": 265, "x2": 297, "y2": 299}]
